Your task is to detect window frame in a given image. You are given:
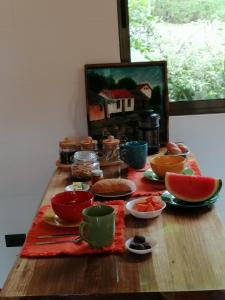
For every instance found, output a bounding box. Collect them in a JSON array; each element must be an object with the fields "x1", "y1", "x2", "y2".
[{"x1": 117, "y1": 0, "x2": 225, "y2": 116}]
